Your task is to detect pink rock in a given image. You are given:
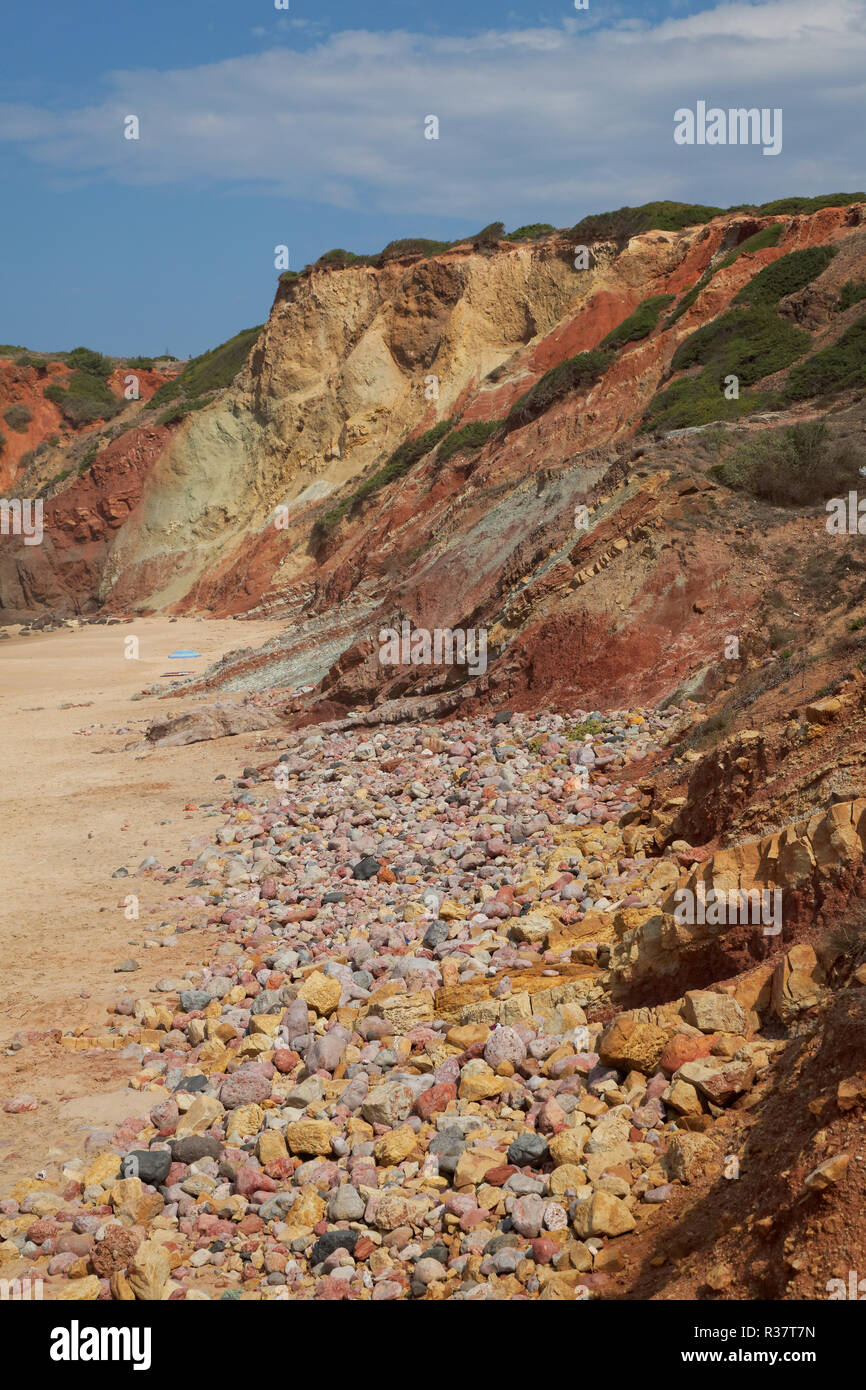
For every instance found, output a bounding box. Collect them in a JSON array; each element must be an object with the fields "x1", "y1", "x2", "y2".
[
  {"x1": 235, "y1": 1166, "x2": 276, "y2": 1197},
  {"x1": 483, "y1": 1026, "x2": 527, "y2": 1069},
  {"x1": 414, "y1": 1082, "x2": 456, "y2": 1122},
  {"x1": 3, "y1": 1095, "x2": 38, "y2": 1113}
]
